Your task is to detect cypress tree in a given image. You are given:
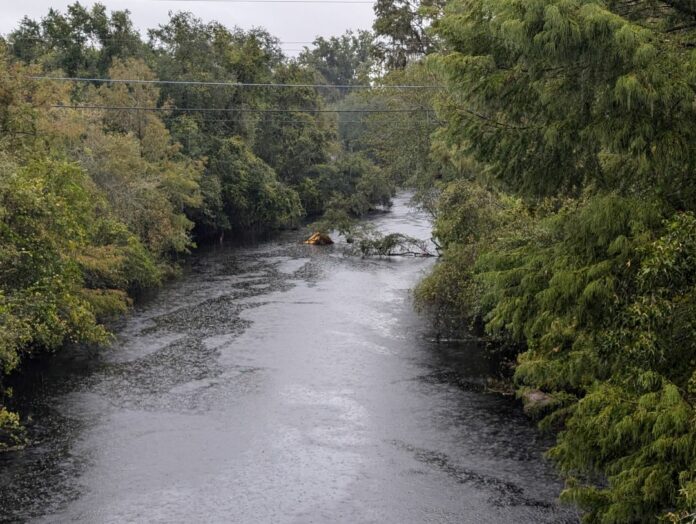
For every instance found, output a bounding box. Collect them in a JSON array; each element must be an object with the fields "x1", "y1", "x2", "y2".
[{"x1": 421, "y1": 0, "x2": 696, "y2": 520}]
